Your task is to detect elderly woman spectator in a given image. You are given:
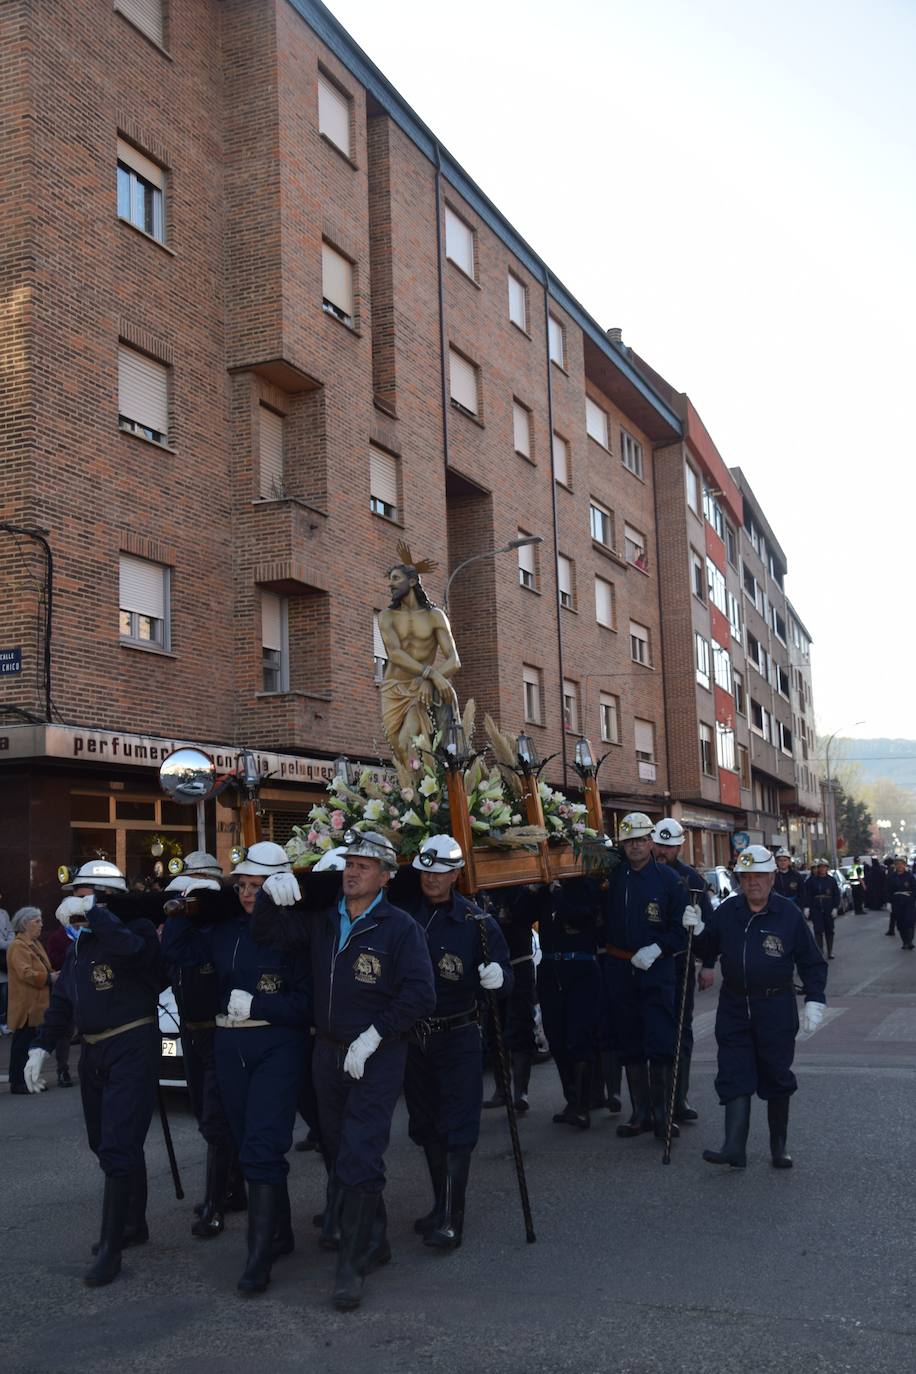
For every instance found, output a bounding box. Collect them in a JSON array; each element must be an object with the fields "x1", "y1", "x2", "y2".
[
  {"x1": 7, "y1": 907, "x2": 57, "y2": 1095},
  {"x1": 0, "y1": 894, "x2": 13, "y2": 1033}
]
